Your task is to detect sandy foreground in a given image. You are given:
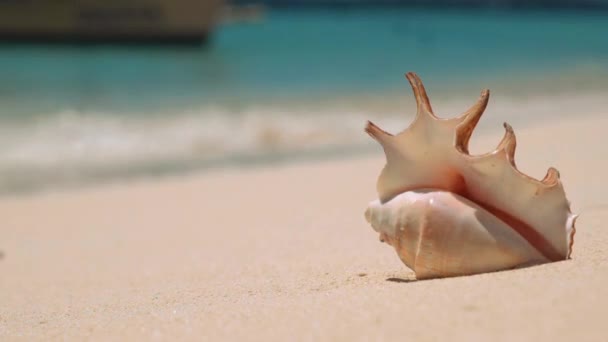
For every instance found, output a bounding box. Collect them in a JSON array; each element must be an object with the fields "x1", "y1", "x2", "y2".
[{"x1": 1, "y1": 112, "x2": 607, "y2": 341}]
